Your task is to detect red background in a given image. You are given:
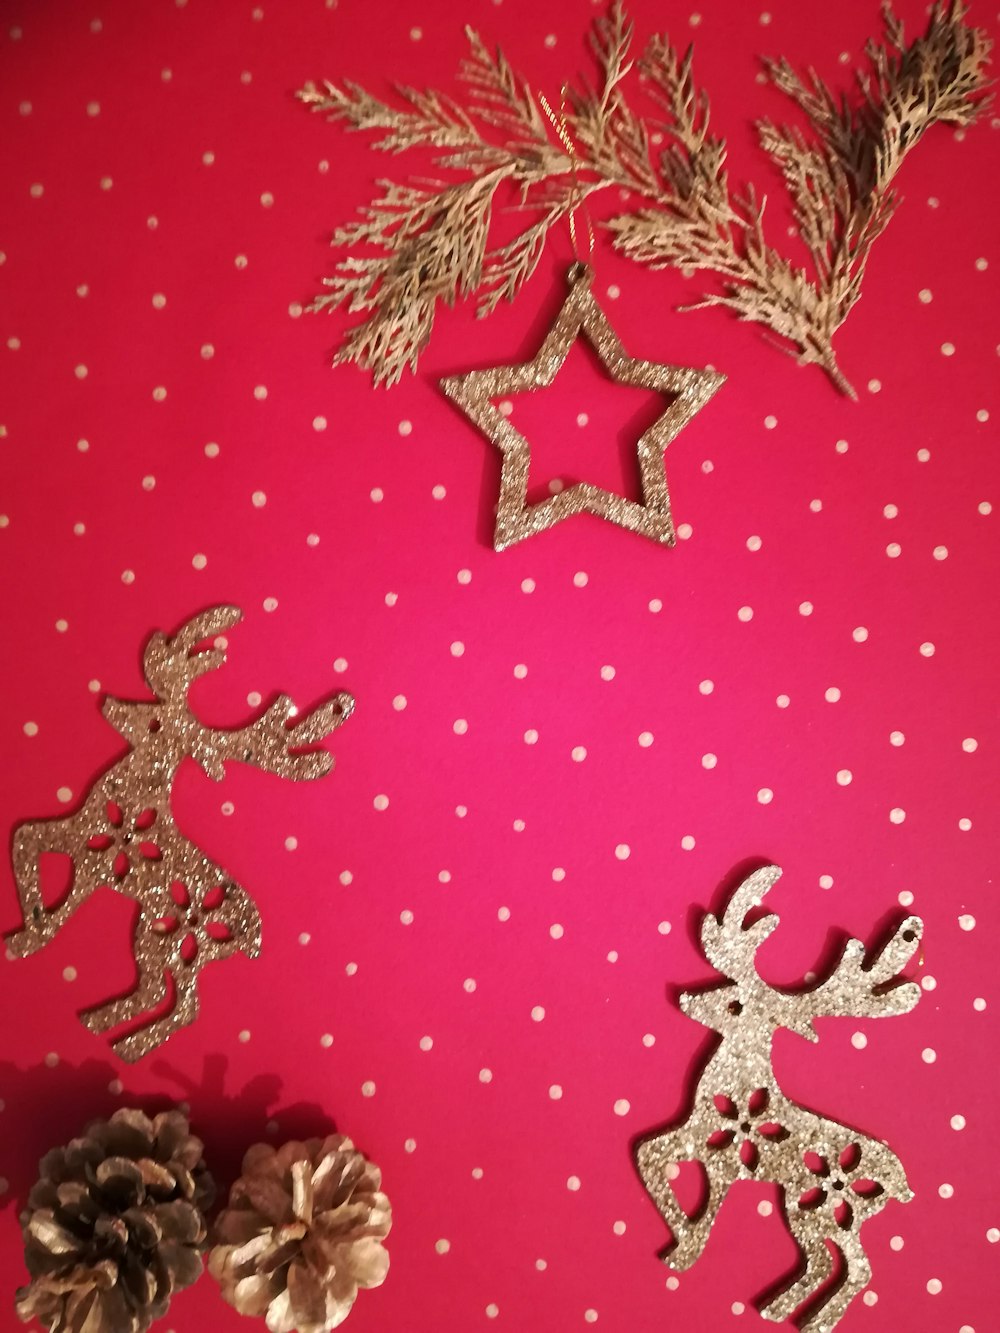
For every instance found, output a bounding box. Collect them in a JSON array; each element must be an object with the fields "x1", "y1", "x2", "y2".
[{"x1": 1, "y1": 1, "x2": 998, "y2": 1331}]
